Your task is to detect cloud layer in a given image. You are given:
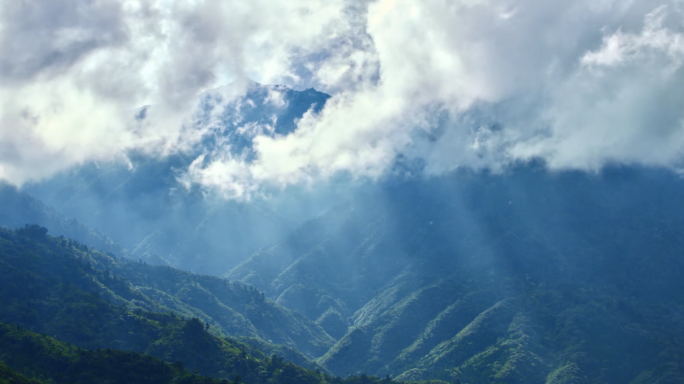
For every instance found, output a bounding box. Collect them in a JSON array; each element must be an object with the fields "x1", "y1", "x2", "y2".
[{"x1": 1, "y1": 0, "x2": 683, "y2": 196}]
